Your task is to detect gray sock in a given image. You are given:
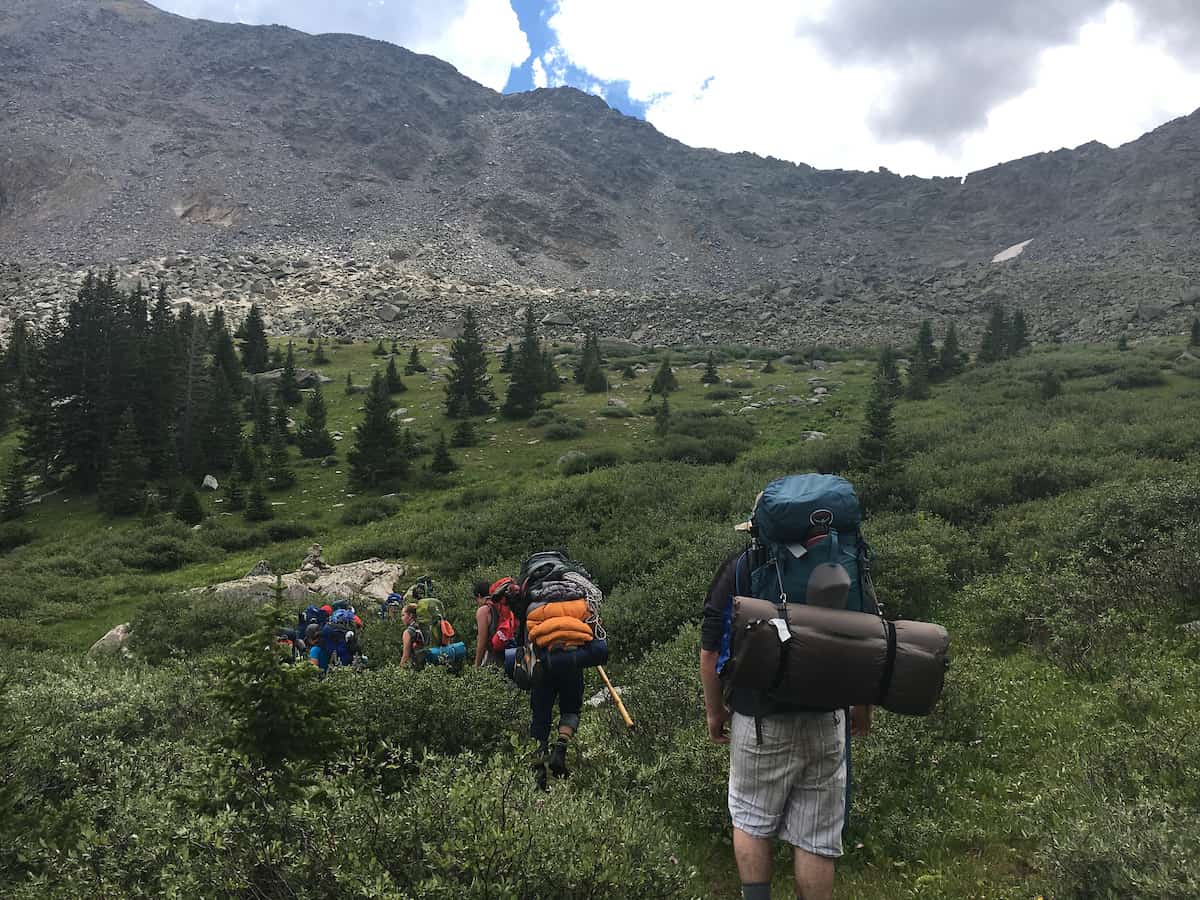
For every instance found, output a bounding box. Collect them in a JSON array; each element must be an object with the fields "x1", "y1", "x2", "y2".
[{"x1": 741, "y1": 882, "x2": 770, "y2": 900}]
